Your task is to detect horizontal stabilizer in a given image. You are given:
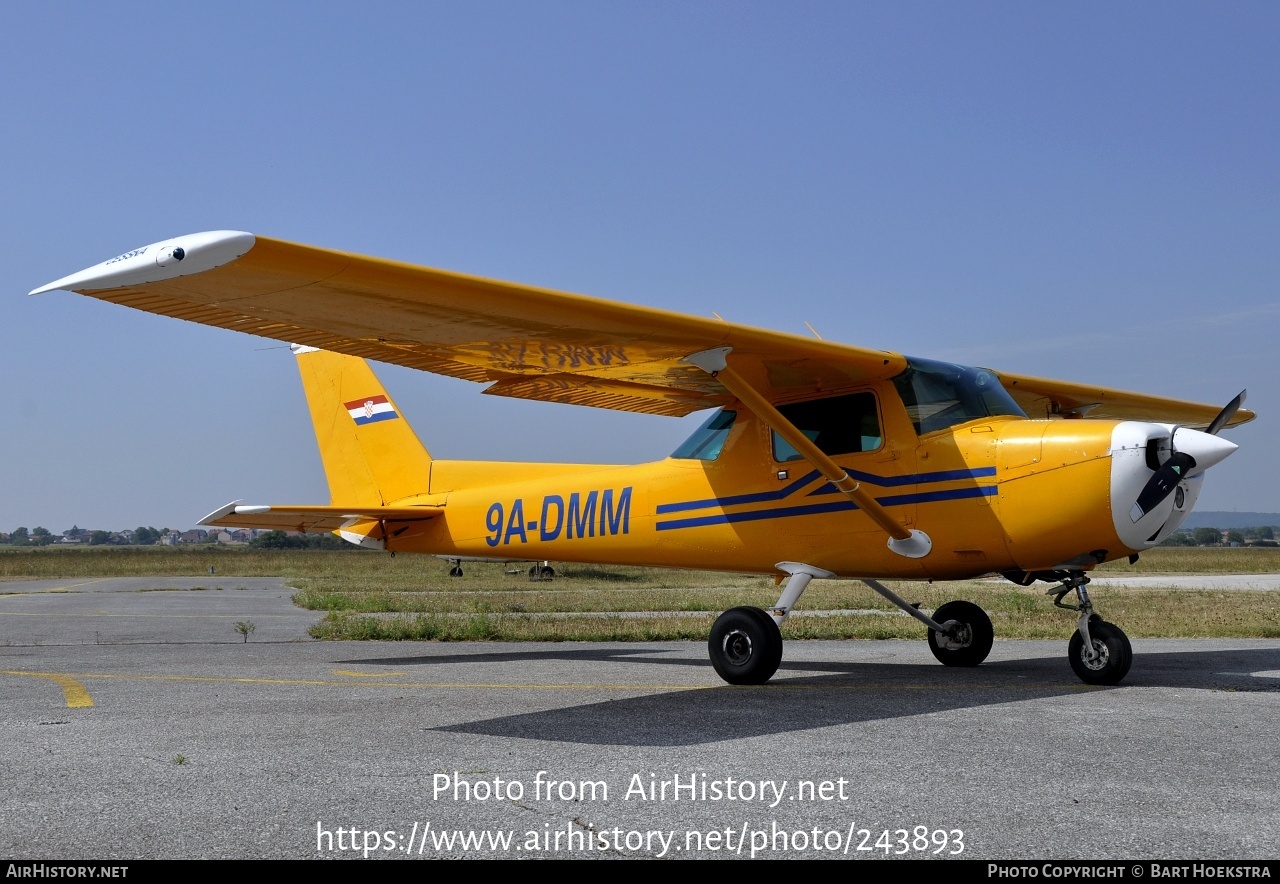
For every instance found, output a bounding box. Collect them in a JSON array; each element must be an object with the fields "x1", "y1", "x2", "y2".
[{"x1": 200, "y1": 500, "x2": 443, "y2": 534}]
